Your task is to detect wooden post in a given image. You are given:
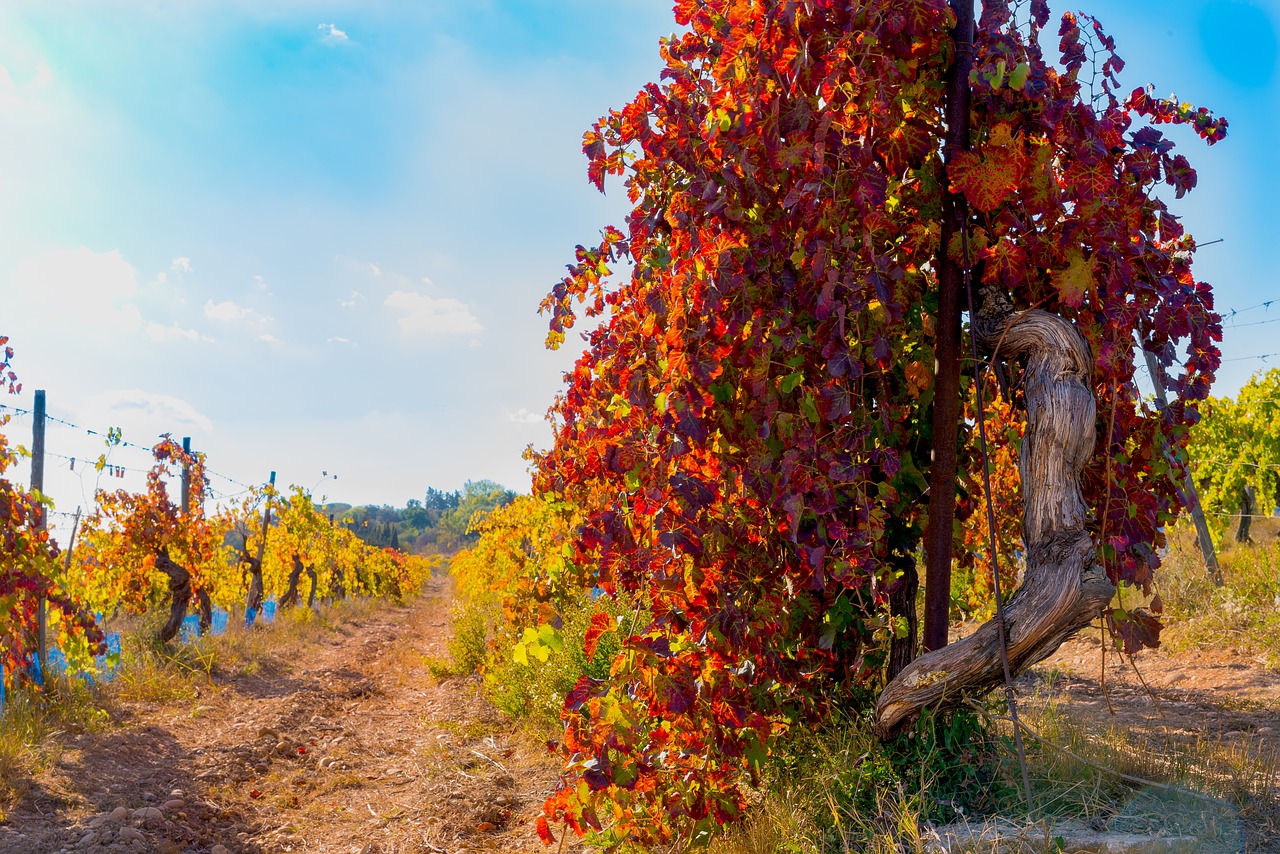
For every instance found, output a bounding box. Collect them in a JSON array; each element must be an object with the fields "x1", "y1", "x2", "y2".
[
  {"x1": 180, "y1": 436, "x2": 191, "y2": 515},
  {"x1": 62, "y1": 507, "x2": 82, "y2": 571},
  {"x1": 31, "y1": 390, "x2": 48, "y2": 674},
  {"x1": 1140, "y1": 345, "x2": 1223, "y2": 585},
  {"x1": 256, "y1": 471, "x2": 276, "y2": 565},
  {"x1": 921, "y1": 0, "x2": 976, "y2": 655},
  {"x1": 245, "y1": 471, "x2": 276, "y2": 618}
]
